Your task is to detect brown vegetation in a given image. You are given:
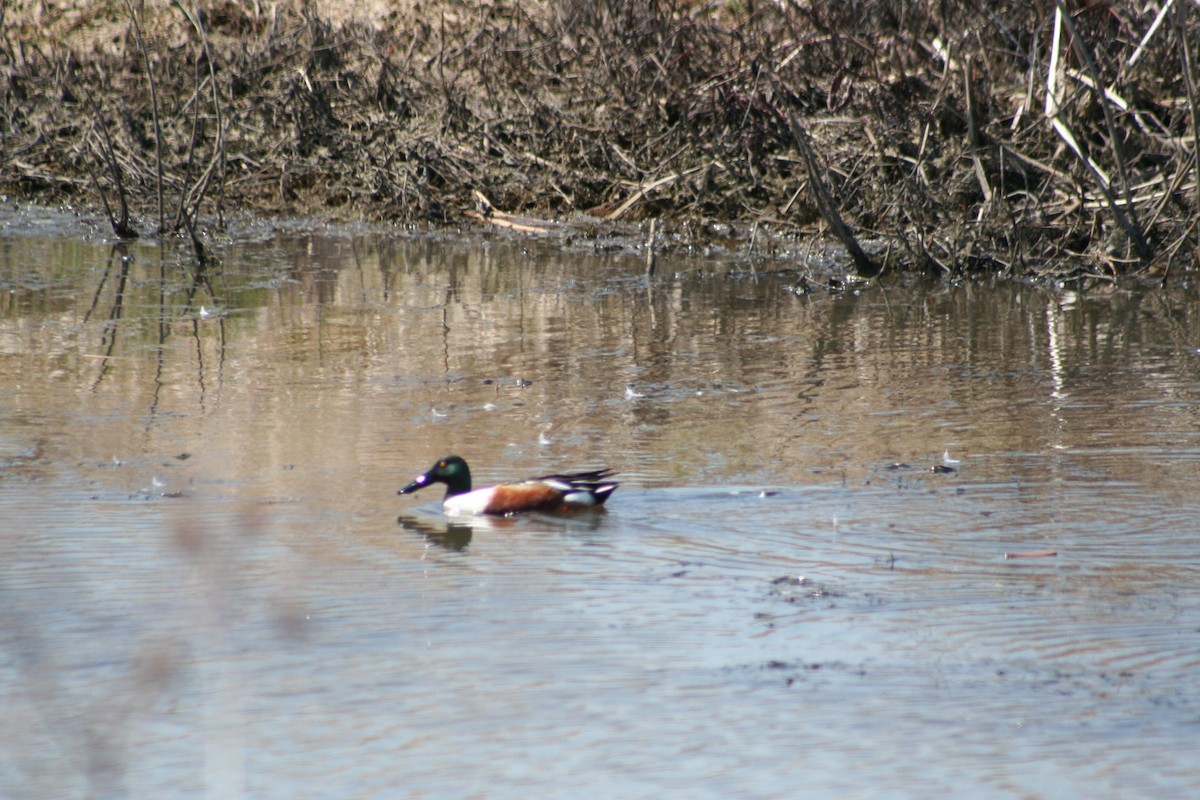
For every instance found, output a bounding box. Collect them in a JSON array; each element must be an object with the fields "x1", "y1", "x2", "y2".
[{"x1": 2, "y1": 1, "x2": 1198, "y2": 278}]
